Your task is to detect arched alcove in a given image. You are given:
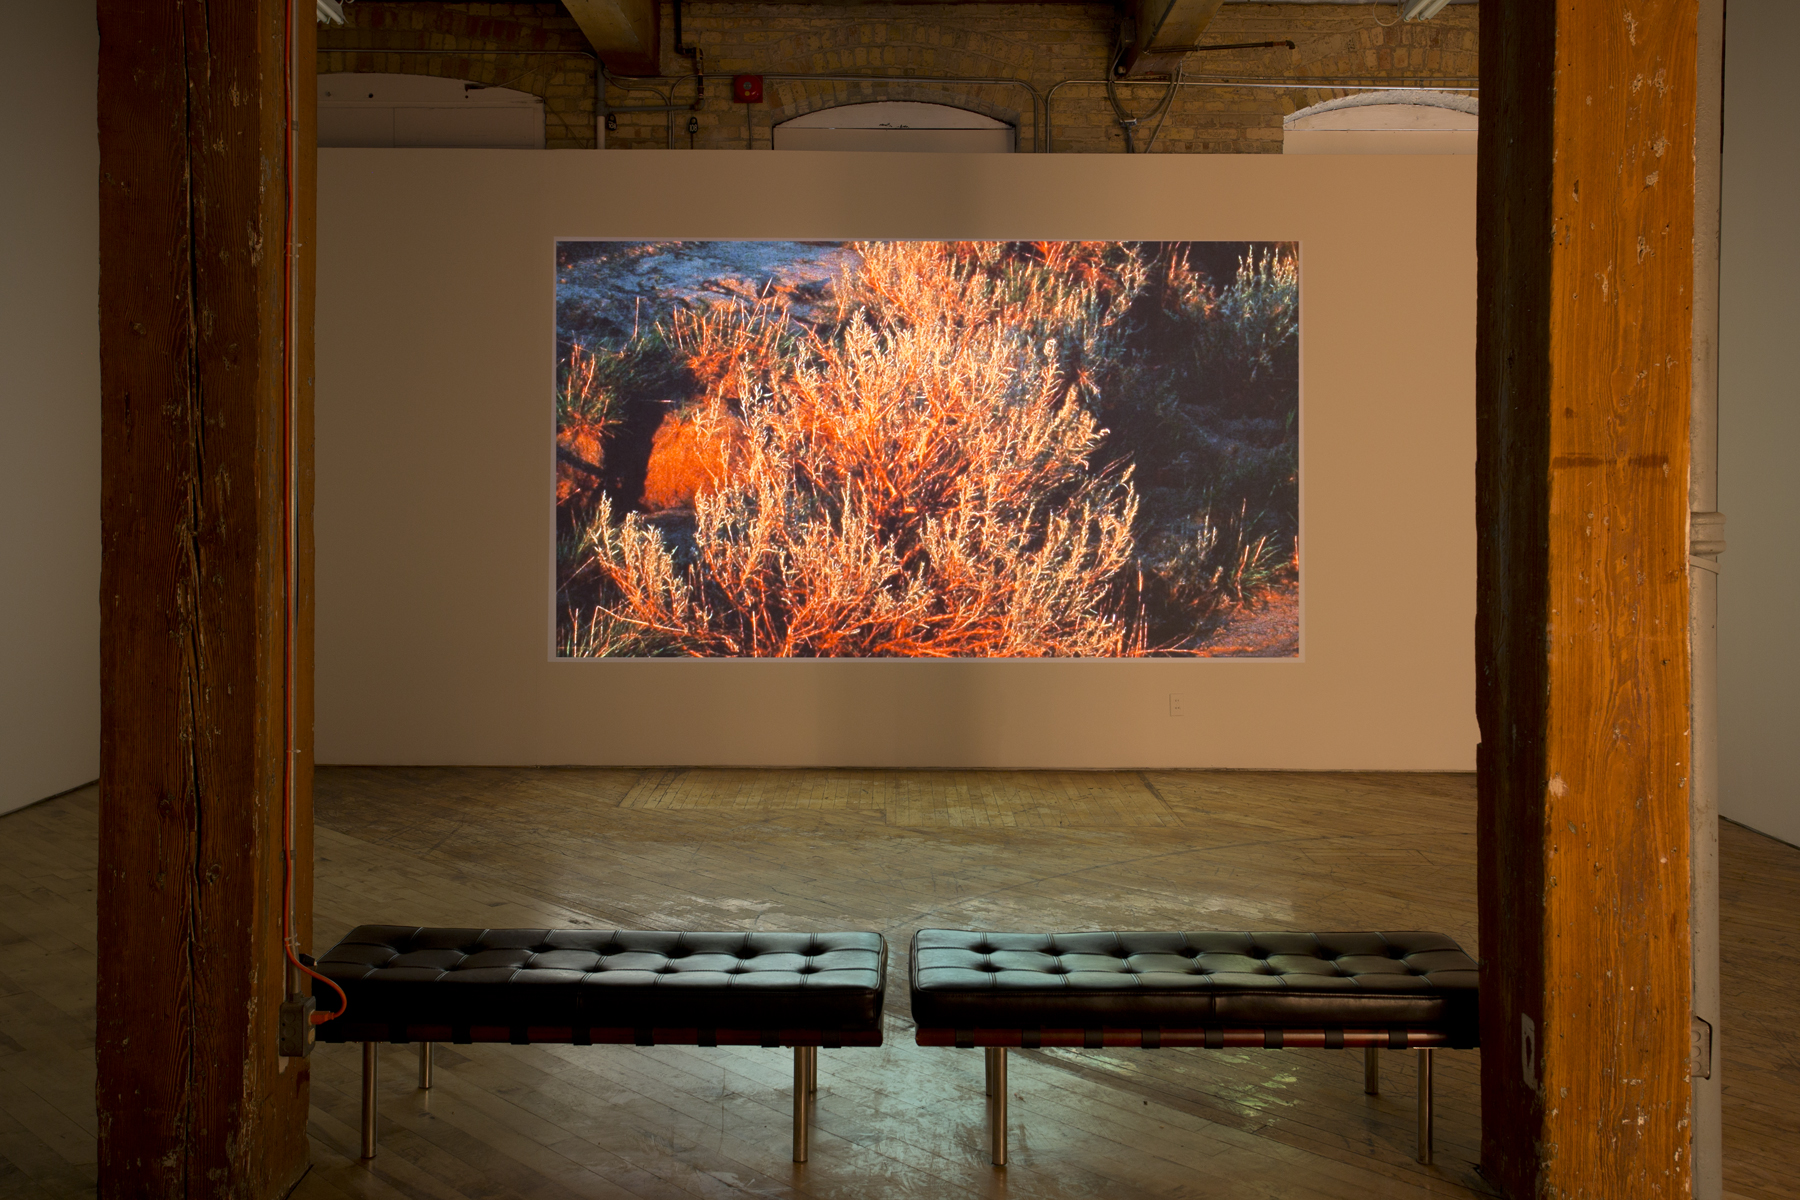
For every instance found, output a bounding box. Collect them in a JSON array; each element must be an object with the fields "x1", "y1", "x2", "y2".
[
  {"x1": 772, "y1": 101, "x2": 1014, "y2": 153},
  {"x1": 319, "y1": 73, "x2": 545, "y2": 149},
  {"x1": 1282, "y1": 90, "x2": 1477, "y2": 155}
]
